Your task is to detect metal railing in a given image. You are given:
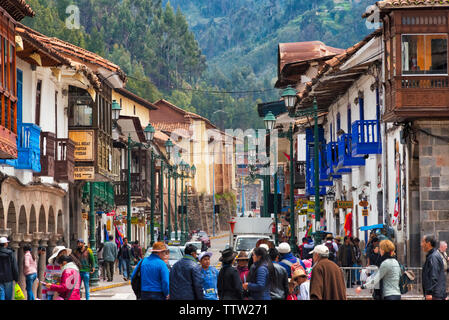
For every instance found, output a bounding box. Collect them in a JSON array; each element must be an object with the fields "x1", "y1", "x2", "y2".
[{"x1": 340, "y1": 266, "x2": 423, "y2": 298}]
